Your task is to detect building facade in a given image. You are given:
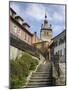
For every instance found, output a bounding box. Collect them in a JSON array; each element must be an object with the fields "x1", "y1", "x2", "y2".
[
  {"x1": 10, "y1": 8, "x2": 40, "y2": 59},
  {"x1": 52, "y1": 30, "x2": 66, "y2": 62},
  {"x1": 51, "y1": 30, "x2": 66, "y2": 85},
  {"x1": 10, "y1": 7, "x2": 66, "y2": 63},
  {"x1": 9, "y1": 7, "x2": 66, "y2": 85}
]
